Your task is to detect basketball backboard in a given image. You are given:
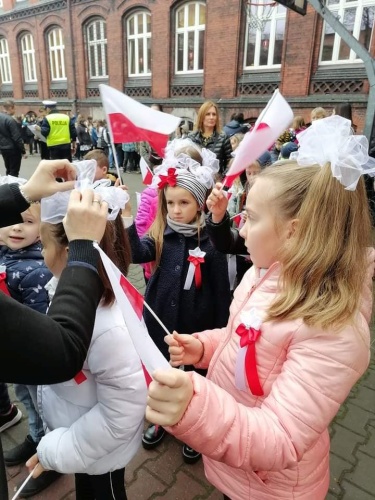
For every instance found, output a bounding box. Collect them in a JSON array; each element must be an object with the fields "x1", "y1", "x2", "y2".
[{"x1": 276, "y1": 0, "x2": 307, "y2": 15}]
